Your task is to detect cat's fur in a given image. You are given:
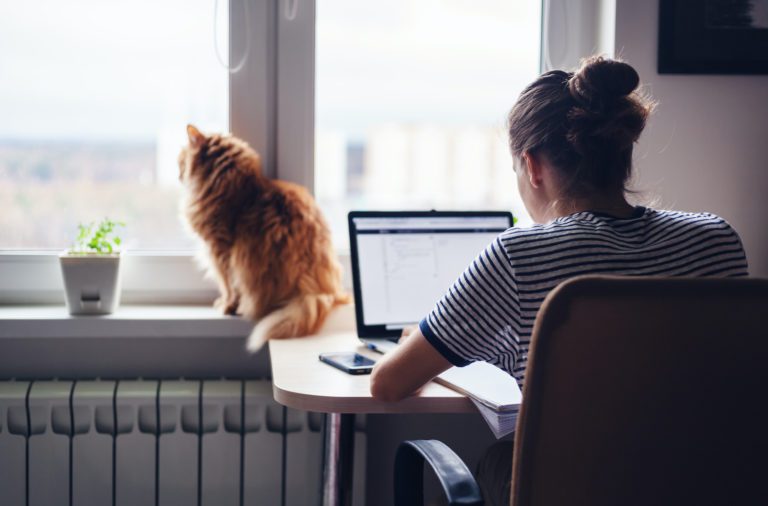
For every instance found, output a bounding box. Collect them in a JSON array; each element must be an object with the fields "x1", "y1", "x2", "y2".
[{"x1": 178, "y1": 125, "x2": 350, "y2": 351}]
